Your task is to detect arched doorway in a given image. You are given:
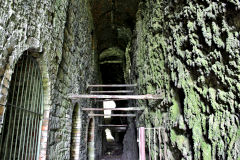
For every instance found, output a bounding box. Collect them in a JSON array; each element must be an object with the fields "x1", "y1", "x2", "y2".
[
  {"x1": 87, "y1": 118, "x2": 95, "y2": 160},
  {"x1": 70, "y1": 103, "x2": 81, "y2": 160},
  {"x1": 0, "y1": 54, "x2": 44, "y2": 159}
]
